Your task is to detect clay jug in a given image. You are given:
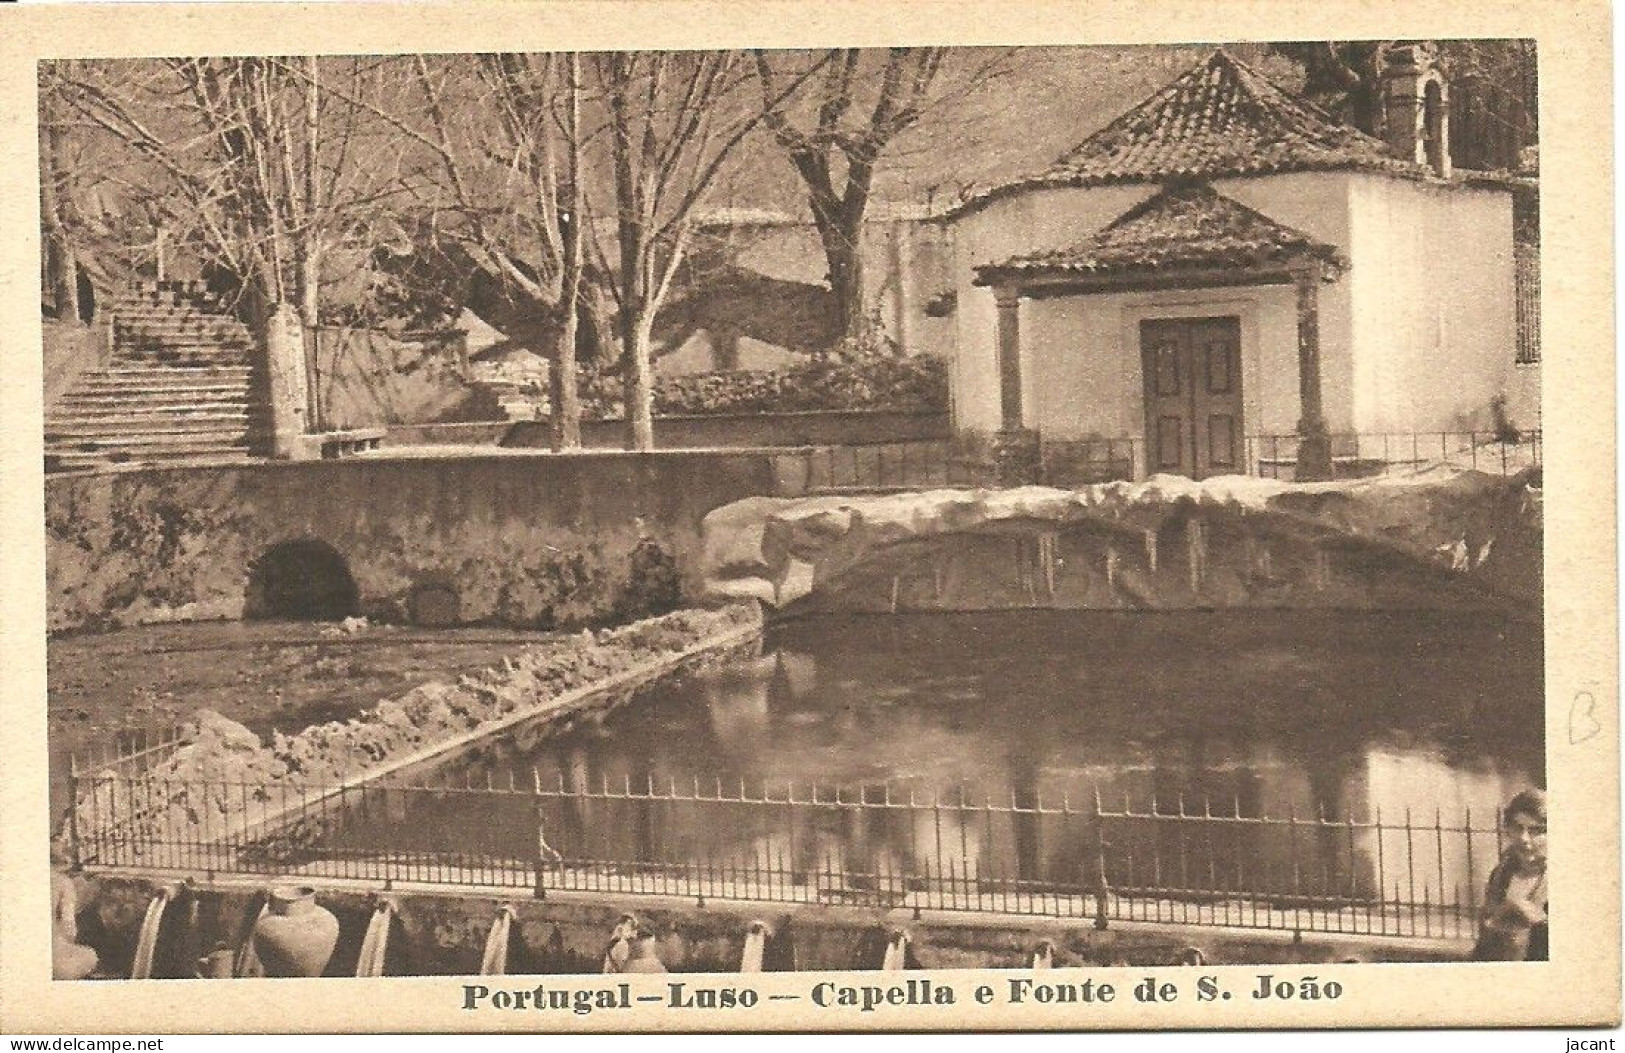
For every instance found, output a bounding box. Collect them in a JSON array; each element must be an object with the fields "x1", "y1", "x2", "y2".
[
  {"x1": 622, "y1": 933, "x2": 667, "y2": 974},
  {"x1": 50, "y1": 870, "x2": 97, "y2": 980},
  {"x1": 252, "y1": 886, "x2": 339, "y2": 978},
  {"x1": 52, "y1": 937, "x2": 99, "y2": 981}
]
